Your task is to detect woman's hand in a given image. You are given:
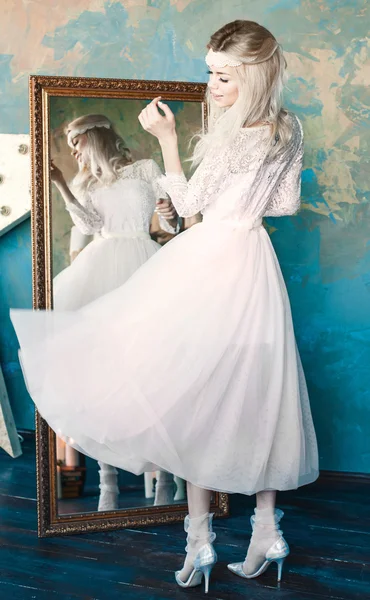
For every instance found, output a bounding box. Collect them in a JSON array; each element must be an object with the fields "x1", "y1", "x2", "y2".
[
  {"x1": 138, "y1": 97, "x2": 176, "y2": 143},
  {"x1": 156, "y1": 198, "x2": 178, "y2": 229},
  {"x1": 50, "y1": 160, "x2": 66, "y2": 187},
  {"x1": 156, "y1": 199, "x2": 177, "y2": 221}
]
